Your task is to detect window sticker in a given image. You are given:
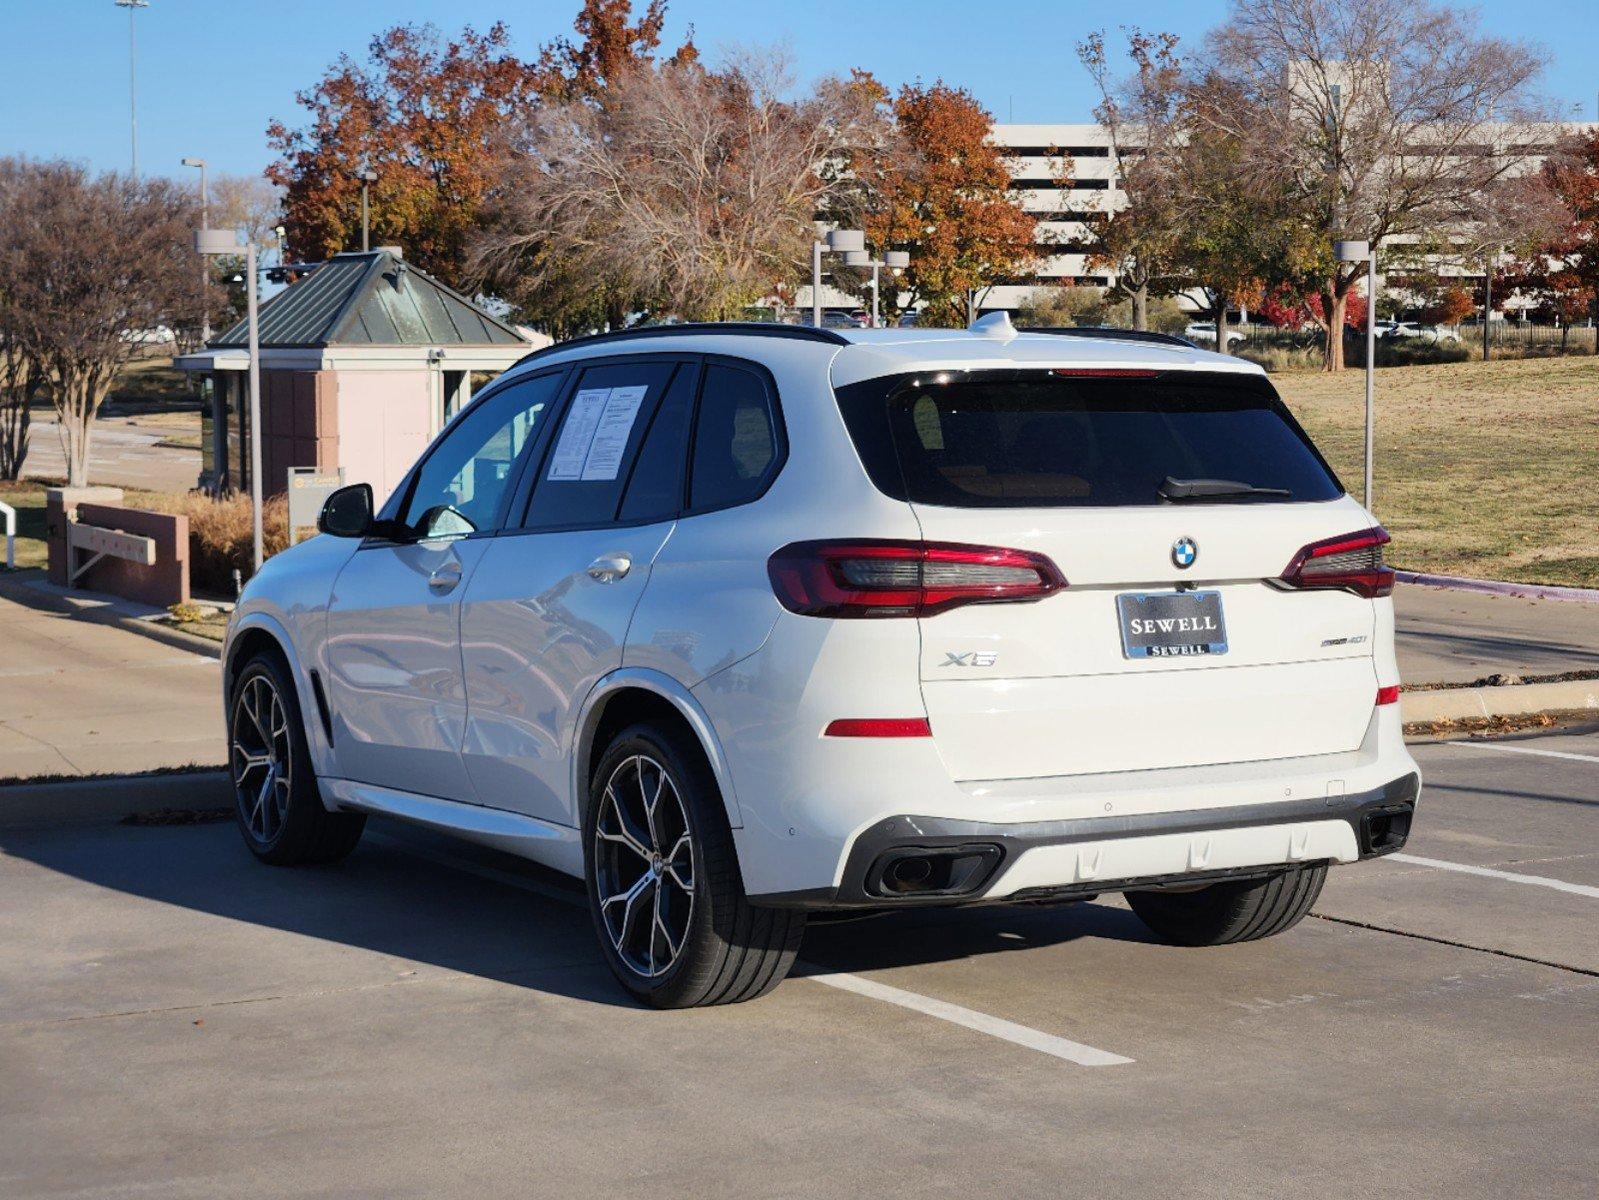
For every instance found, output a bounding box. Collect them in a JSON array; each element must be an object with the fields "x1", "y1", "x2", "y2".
[
  {"x1": 580, "y1": 385, "x2": 649, "y2": 480},
  {"x1": 547, "y1": 389, "x2": 612, "y2": 480},
  {"x1": 547, "y1": 385, "x2": 651, "y2": 482}
]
